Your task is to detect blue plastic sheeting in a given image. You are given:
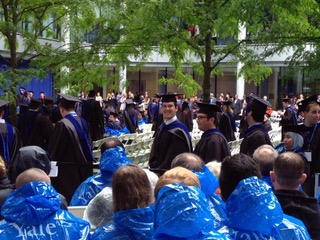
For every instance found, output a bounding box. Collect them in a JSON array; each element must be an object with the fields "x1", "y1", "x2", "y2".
[
  {"x1": 0, "y1": 181, "x2": 90, "y2": 239},
  {"x1": 220, "y1": 176, "x2": 311, "y2": 239},
  {"x1": 70, "y1": 146, "x2": 132, "y2": 206},
  {"x1": 193, "y1": 165, "x2": 219, "y2": 195},
  {"x1": 153, "y1": 183, "x2": 229, "y2": 240},
  {"x1": 0, "y1": 58, "x2": 53, "y2": 98},
  {"x1": 90, "y1": 206, "x2": 154, "y2": 239}
]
